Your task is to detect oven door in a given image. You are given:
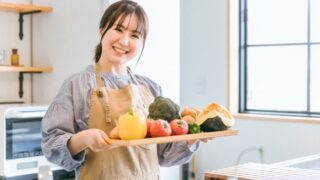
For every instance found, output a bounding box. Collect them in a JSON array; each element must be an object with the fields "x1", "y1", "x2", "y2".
[
  {"x1": 6, "y1": 117, "x2": 43, "y2": 160},
  {"x1": 3, "y1": 107, "x2": 52, "y2": 177},
  {"x1": 2, "y1": 107, "x2": 72, "y2": 179}
]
